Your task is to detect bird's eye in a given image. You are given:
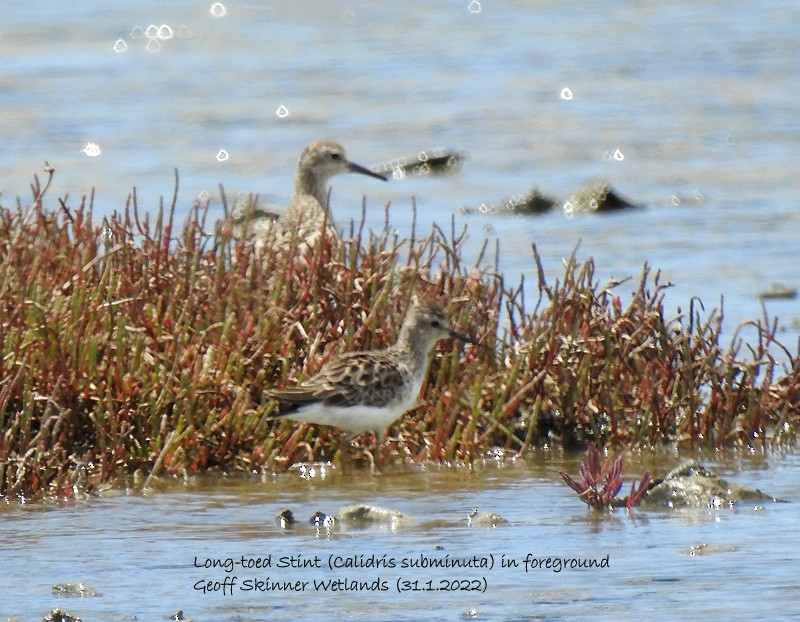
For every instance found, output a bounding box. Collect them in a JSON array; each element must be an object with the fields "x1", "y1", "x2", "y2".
[
  {"x1": 330, "y1": 153, "x2": 341, "y2": 160},
  {"x1": 431, "y1": 320, "x2": 441, "y2": 328}
]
